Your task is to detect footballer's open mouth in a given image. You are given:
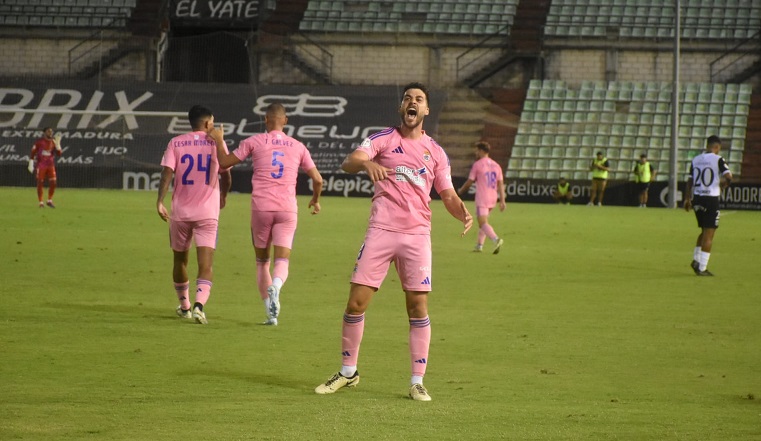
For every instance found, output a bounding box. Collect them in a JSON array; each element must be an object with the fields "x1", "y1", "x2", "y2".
[{"x1": 404, "y1": 107, "x2": 418, "y2": 122}]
